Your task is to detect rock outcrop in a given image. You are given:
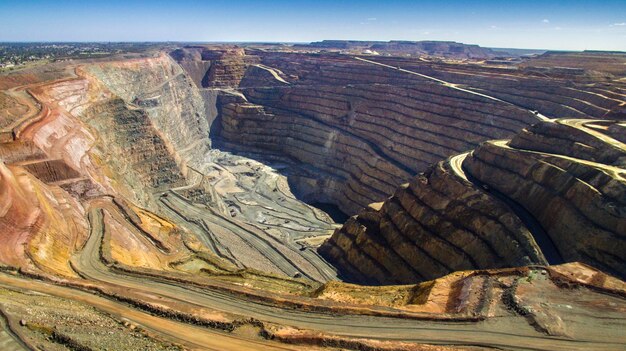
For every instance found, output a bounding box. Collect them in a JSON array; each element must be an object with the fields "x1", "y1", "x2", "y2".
[
  {"x1": 1, "y1": 52, "x2": 341, "y2": 283},
  {"x1": 0, "y1": 161, "x2": 88, "y2": 277},
  {"x1": 320, "y1": 119, "x2": 626, "y2": 284},
  {"x1": 85, "y1": 53, "x2": 211, "y2": 163},
  {"x1": 465, "y1": 120, "x2": 626, "y2": 279},
  {"x1": 170, "y1": 46, "x2": 257, "y2": 88}
]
